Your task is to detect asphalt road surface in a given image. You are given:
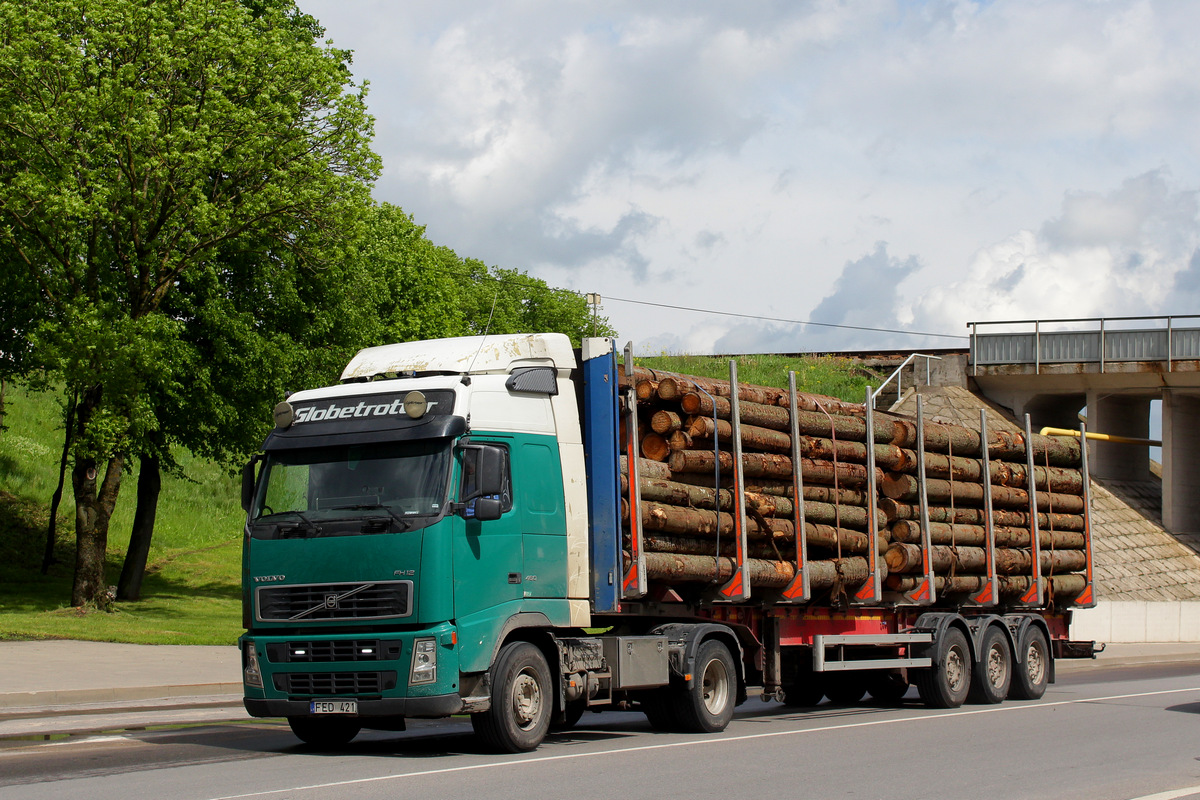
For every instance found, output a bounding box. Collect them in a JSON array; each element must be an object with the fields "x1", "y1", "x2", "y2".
[{"x1": 4, "y1": 662, "x2": 1200, "y2": 800}]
